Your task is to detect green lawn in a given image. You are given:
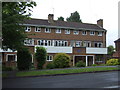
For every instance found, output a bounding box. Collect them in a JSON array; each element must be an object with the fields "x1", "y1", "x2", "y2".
[{"x1": 16, "y1": 67, "x2": 119, "y2": 77}]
